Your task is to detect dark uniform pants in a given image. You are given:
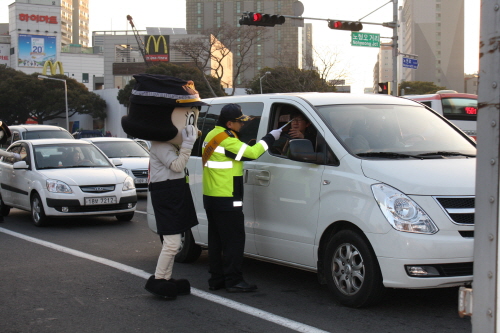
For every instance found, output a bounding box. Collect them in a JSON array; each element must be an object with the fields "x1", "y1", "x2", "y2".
[{"x1": 206, "y1": 210, "x2": 245, "y2": 288}]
